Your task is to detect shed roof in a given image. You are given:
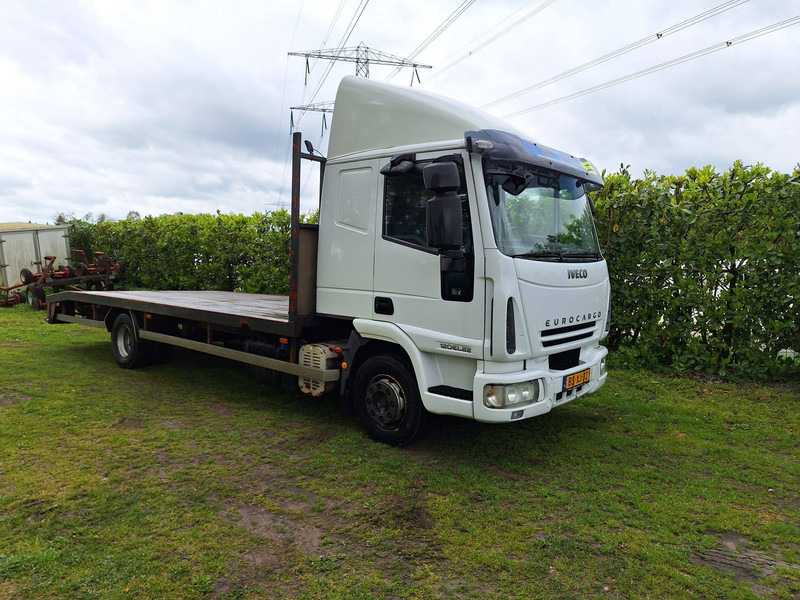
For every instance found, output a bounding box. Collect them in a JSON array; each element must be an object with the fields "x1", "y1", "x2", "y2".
[{"x1": 0, "y1": 223, "x2": 63, "y2": 231}]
